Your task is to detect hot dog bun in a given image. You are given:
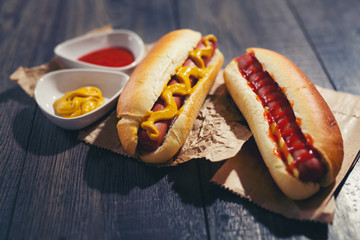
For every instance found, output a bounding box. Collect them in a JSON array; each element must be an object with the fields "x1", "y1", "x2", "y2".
[
  {"x1": 224, "y1": 48, "x2": 343, "y2": 200},
  {"x1": 117, "y1": 29, "x2": 224, "y2": 163}
]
